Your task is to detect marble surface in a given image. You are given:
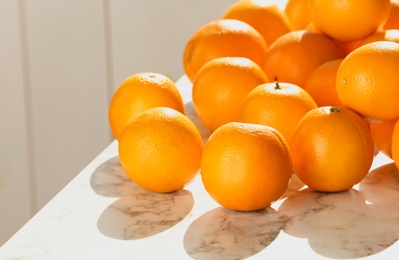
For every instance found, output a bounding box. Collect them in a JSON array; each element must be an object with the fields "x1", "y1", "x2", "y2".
[{"x1": 1, "y1": 75, "x2": 399, "y2": 260}]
